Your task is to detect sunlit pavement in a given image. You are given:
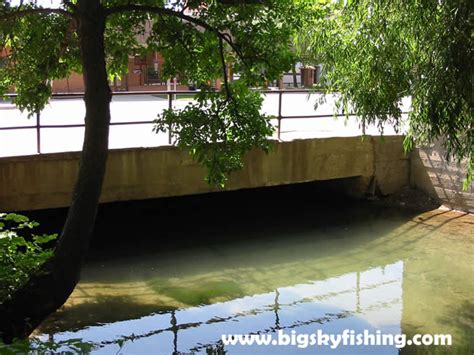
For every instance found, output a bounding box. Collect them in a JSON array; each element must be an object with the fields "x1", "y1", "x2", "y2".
[{"x1": 0, "y1": 93, "x2": 409, "y2": 157}]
